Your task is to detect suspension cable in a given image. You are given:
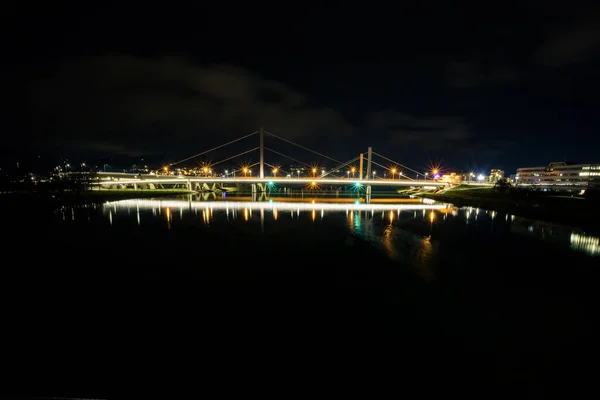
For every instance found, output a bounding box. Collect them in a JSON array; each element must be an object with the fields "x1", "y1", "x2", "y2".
[
  {"x1": 264, "y1": 131, "x2": 344, "y2": 165},
  {"x1": 321, "y1": 156, "x2": 360, "y2": 178},
  {"x1": 372, "y1": 152, "x2": 422, "y2": 176},
  {"x1": 264, "y1": 162, "x2": 291, "y2": 177},
  {"x1": 210, "y1": 147, "x2": 259, "y2": 167},
  {"x1": 264, "y1": 147, "x2": 312, "y2": 168},
  {"x1": 370, "y1": 160, "x2": 415, "y2": 181},
  {"x1": 169, "y1": 131, "x2": 258, "y2": 166}
]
